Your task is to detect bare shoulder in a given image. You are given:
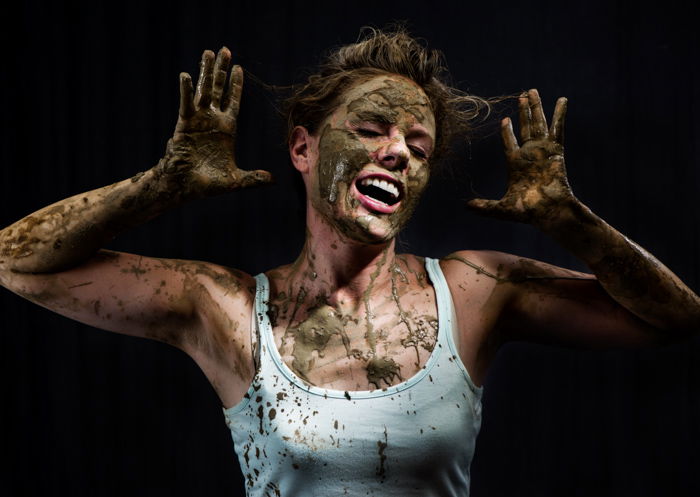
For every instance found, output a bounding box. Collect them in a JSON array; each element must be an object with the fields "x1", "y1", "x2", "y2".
[
  {"x1": 1, "y1": 250, "x2": 260, "y2": 407},
  {"x1": 439, "y1": 249, "x2": 511, "y2": 291},
  {"x1": 166, "y1": 255, "x2": 257, "y2": 307},
  {"x1": 142, "y1": 254, "x2": 258, "y2": 351}
]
